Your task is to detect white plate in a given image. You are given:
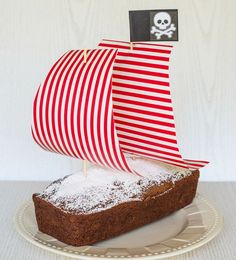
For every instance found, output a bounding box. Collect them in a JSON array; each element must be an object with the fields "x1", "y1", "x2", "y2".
[{"x1": 14, "y1": 194, "x2": 223, "y2": 259}]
